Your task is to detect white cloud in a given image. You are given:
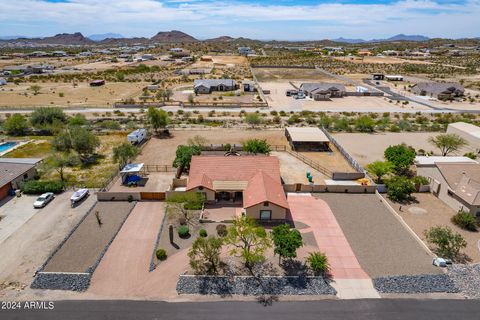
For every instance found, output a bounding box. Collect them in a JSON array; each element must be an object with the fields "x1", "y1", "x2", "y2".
[{"x1": 0, "y1": 0, "x2": 479, "y2": 39}]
